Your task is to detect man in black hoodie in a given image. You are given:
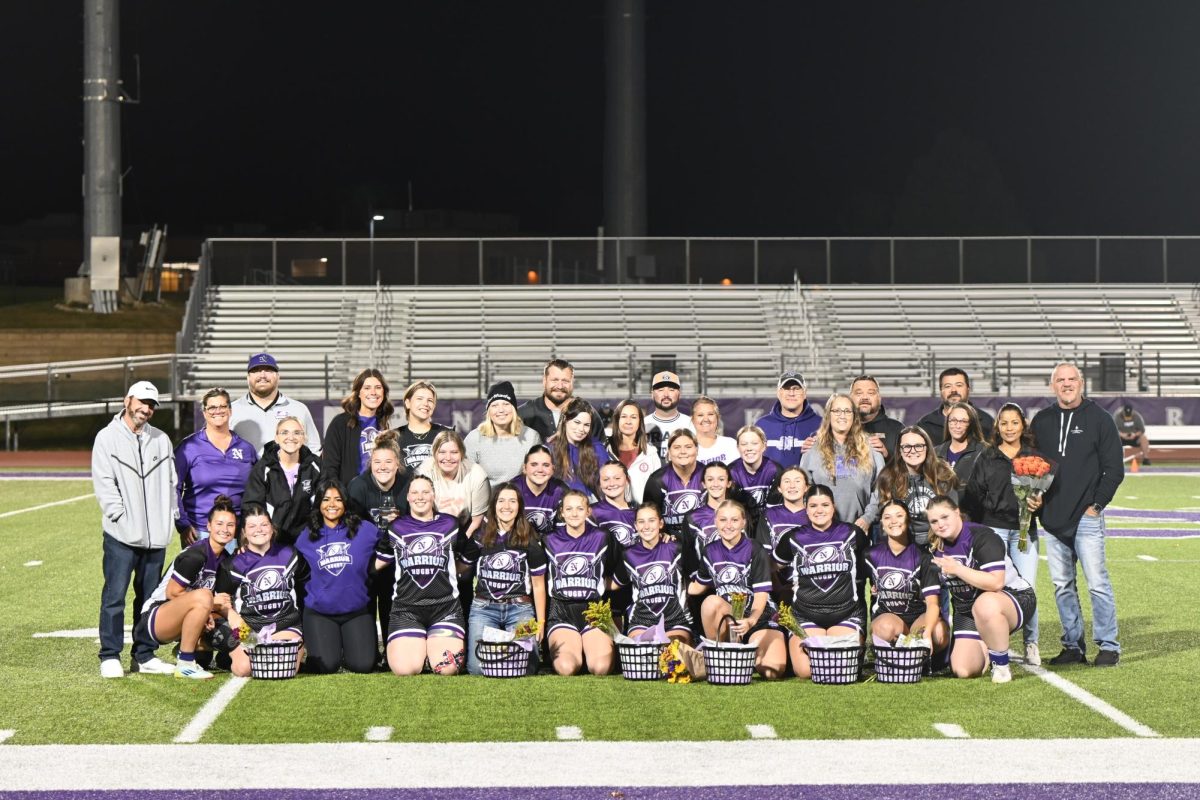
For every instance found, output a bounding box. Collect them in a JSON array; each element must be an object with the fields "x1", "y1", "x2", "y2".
[
  {"x1": 1030, "y1": 363, "x2": 1124, "y2": 667},
  {"x1": 917, "y1": 368, "x2": 995, "y2": 444}
]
